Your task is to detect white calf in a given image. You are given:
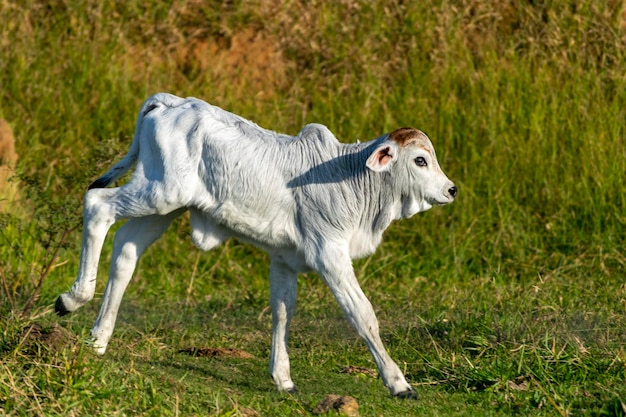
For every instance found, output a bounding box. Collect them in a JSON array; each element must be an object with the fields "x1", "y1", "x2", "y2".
[{"x1": 56, "y1": 93, "x2": 457, "y2": 398}]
